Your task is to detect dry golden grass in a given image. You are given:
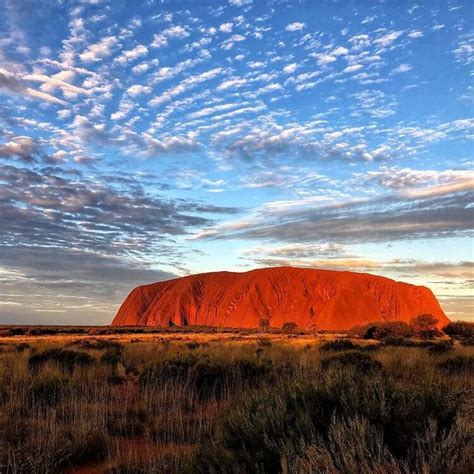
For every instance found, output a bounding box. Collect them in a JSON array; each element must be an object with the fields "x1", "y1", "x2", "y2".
[{"x1": 0, "y1": 329, "x2": 472, "y2": 473}]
